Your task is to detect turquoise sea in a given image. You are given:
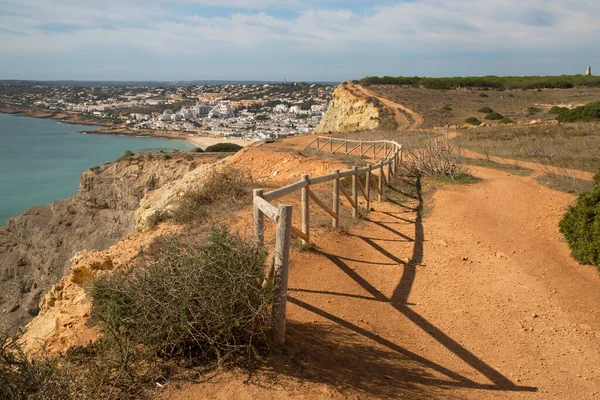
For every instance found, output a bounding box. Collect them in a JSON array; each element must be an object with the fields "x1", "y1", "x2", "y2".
[{"x1": 0, "y1": 113, "x2": 196, "y2": 225}]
